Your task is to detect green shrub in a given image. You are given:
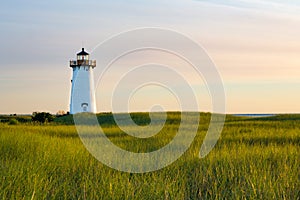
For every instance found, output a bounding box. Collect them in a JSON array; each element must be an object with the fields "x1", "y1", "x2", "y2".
[{"x1": 8, "y1": 118, "x2": 18, "y2": 125}]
